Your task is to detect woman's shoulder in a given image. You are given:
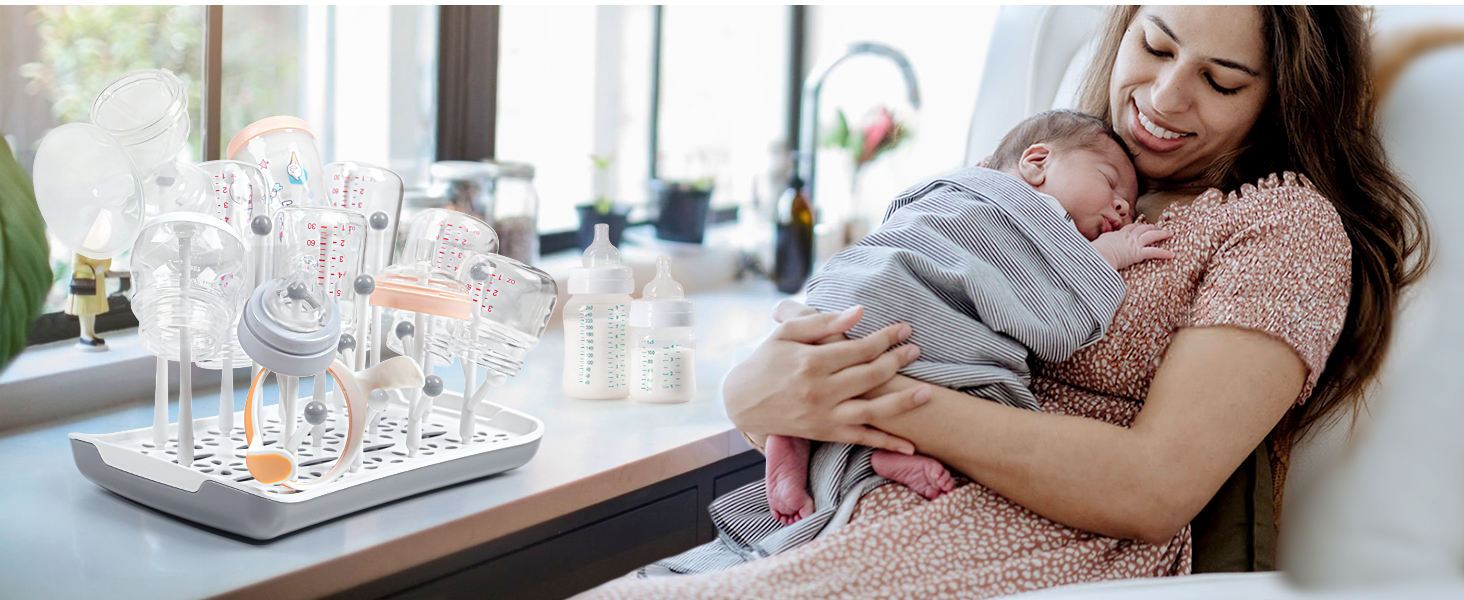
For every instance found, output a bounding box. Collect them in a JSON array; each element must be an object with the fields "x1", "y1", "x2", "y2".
[{"x1": 1193, "y1": 171, "x2": 1350, "y2": 253}]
